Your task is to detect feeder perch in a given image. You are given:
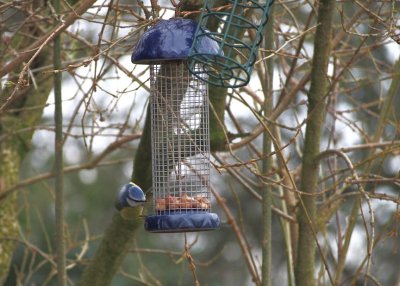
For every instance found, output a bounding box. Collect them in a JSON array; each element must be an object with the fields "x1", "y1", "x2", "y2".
[
  {"x1": 131, "y1": 18, "x2": 221, "y2": 233},
  {"x1": 188, "y1": 0, "x2": 274, "y2": 88}
]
